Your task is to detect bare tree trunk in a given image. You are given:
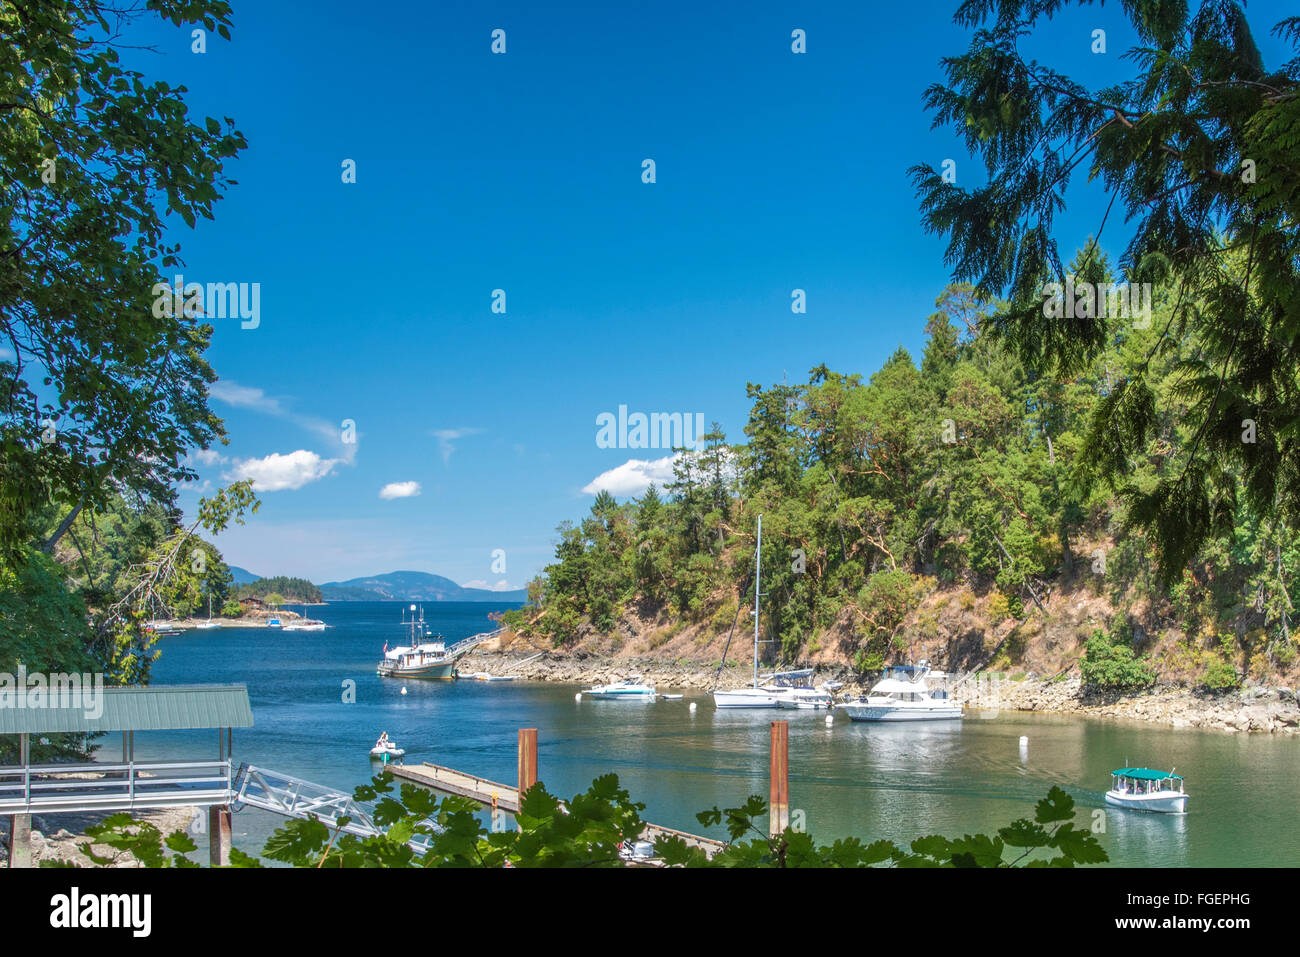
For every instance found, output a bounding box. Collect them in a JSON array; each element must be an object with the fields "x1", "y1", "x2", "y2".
[{"x1": 41, "y1": 502, "x2": 83, "y2": 553}]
